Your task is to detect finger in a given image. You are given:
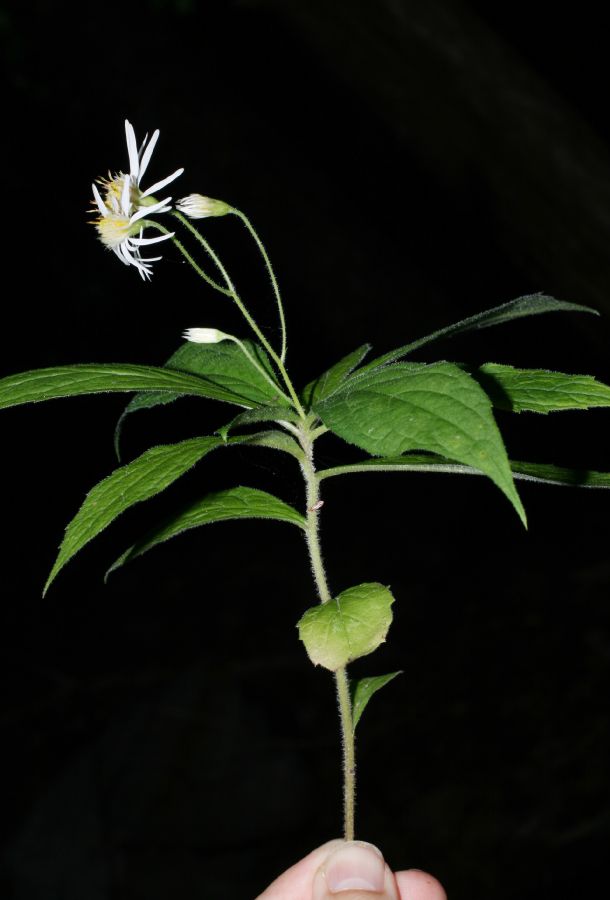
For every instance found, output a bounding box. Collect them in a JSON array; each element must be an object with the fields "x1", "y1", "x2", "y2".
[
  {"x1": 395, "y1": 869, "x2": 447, "y2": 900},
  {"x1": 256, "y1": 840, "x2": 344, "y2": 900},
  {"x1": 312, "y1": 840, "x2": 400, "y2": 900}
]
